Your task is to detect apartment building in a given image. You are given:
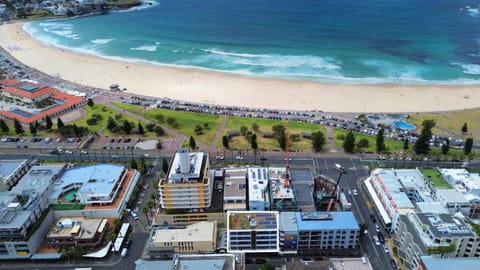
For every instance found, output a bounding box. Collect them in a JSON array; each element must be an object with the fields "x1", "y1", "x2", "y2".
[
  {"x1": 158, "y1": 148, "x2": 212, "y2": 210},
  {"x1": 227, "y1": 211, "x2": 279, "y2": 253},
  {"x1": 0, "y1": 165, "x2": 65, "y2": 259},
  {"x1": 279, "y1": 211, "x2": 360, "y2": 255},
  {"x1": 393, "y1": 213, "x2": 479, "y2": 270}
]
